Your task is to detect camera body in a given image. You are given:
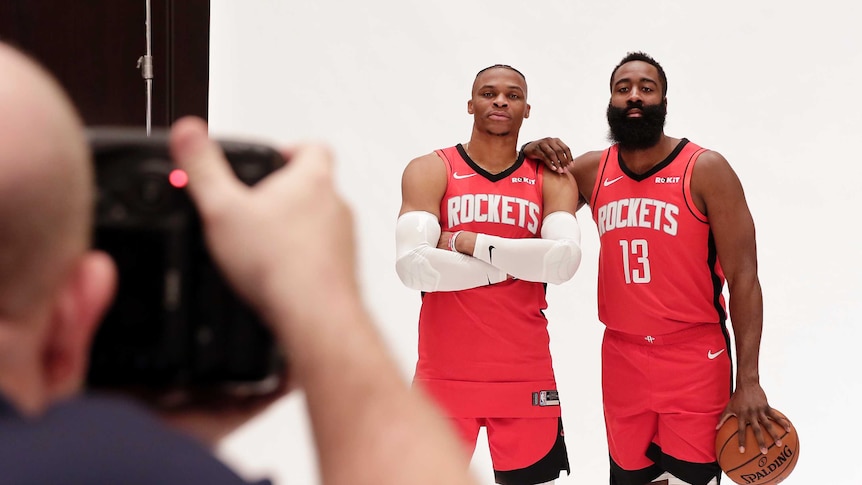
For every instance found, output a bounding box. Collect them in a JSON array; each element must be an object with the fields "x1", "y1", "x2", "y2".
[{"x1": 86, "y1": 128, "x2": 285, "y2": 404}]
